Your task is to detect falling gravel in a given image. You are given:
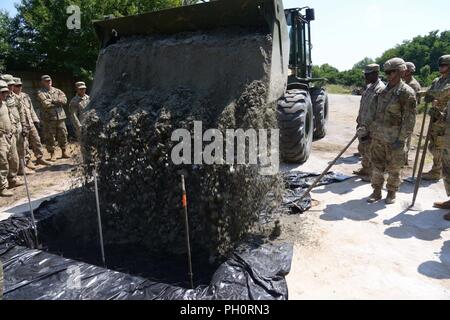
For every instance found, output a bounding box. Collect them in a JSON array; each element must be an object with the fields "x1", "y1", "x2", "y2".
[{"x1": 80, "y1": 27, "x2": 285, "y2": 260}]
